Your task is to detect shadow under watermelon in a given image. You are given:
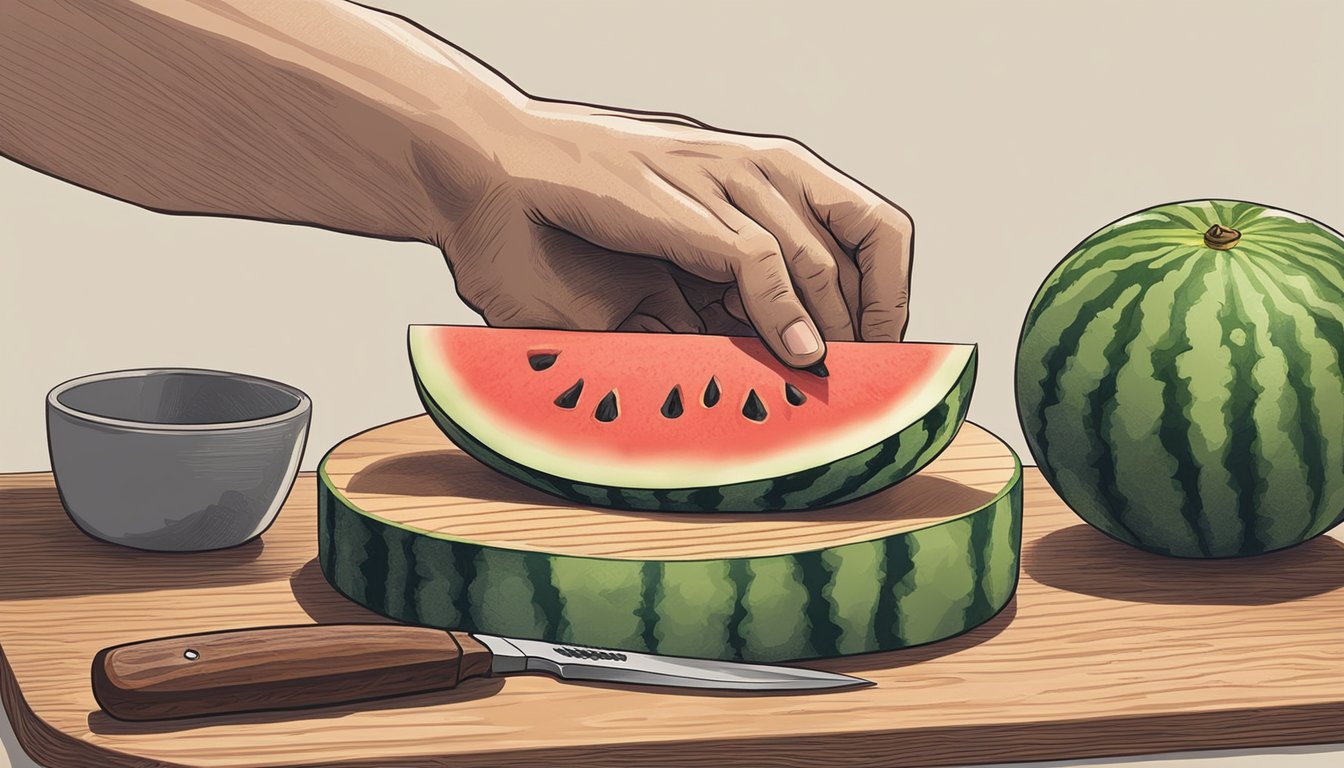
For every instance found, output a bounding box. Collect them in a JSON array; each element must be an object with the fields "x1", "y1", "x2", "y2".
[{"x1": 1024, "y1": 524, "x2": 1344, "y2": 605}]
